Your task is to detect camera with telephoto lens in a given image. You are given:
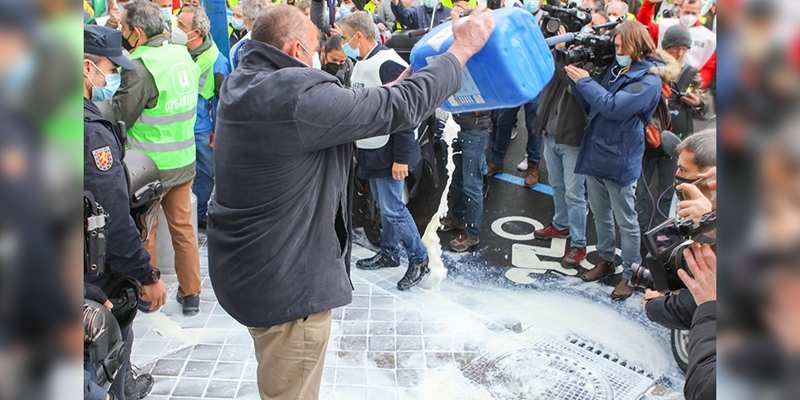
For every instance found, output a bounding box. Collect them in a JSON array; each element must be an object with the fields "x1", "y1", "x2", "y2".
[
  {"x1": 553, "y1": 29, "x2": 617, "y2": 69},
  {"x1": 630, "y1": 212, "x2": 717, "y2": 293},
  {"x1": 540, "y1": 4, "x2": 592, "y2": 35}
]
